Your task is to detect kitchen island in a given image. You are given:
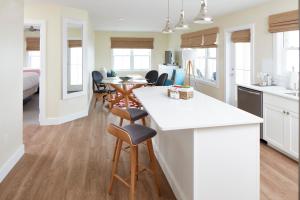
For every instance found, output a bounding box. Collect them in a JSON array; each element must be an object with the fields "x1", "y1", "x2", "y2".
[{"x1": 133, "y1": 86, "x2": 263, "y2": 200}]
